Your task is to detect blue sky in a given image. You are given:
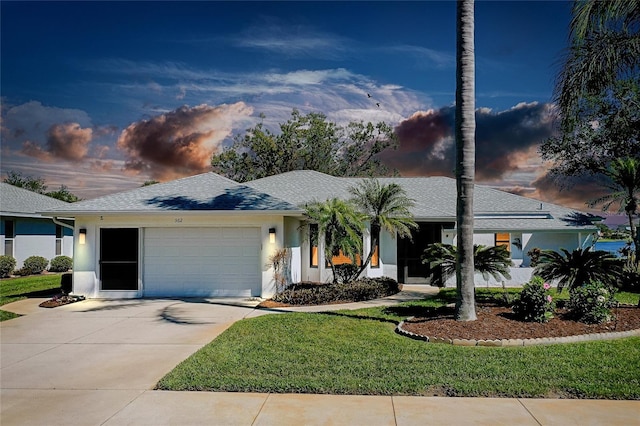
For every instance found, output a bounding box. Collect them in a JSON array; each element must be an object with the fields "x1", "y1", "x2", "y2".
[{"x1": 1, "y1": 1, "x2": 588, "y2": 207}]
